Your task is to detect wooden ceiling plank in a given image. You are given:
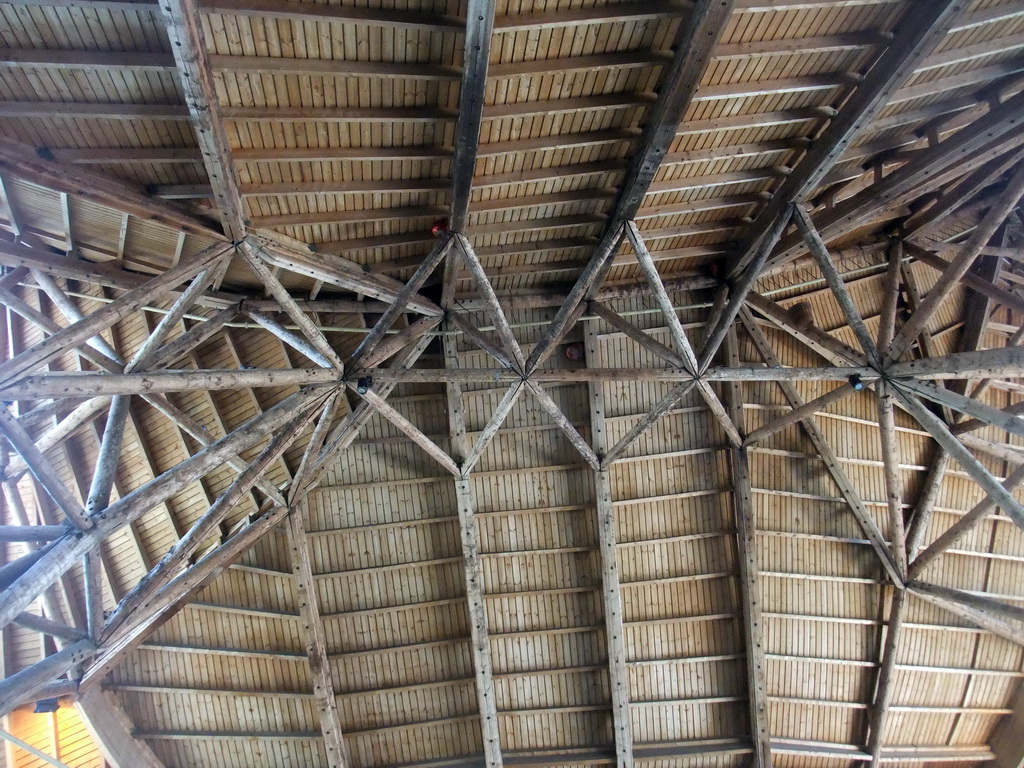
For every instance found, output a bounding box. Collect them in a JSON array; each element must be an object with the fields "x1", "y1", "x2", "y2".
[
  {"x1": 201, "y1": 0, "x2": 461, "y2": 30},
  {"x1": 888, "y1": 163, "x2": 1024, "y2": 362},
  {"x1": 160, "y1": 0, "x2": 245, "y2": 241},
  {"x1": 796, "y1": 207, "x2": 880, "y2": 365},
  {"x1": 448, "y1": 0, "x2": 496, "y2": 232},
  {"x1": 739, "y1": 307, "x2": 904, "y2": 587},
  {"x1": 583, "y1": 318, "x2": 634, "y2": 768},
  {"x1": 600, "y1": 381, "x2": 697, "y2": 469}
]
